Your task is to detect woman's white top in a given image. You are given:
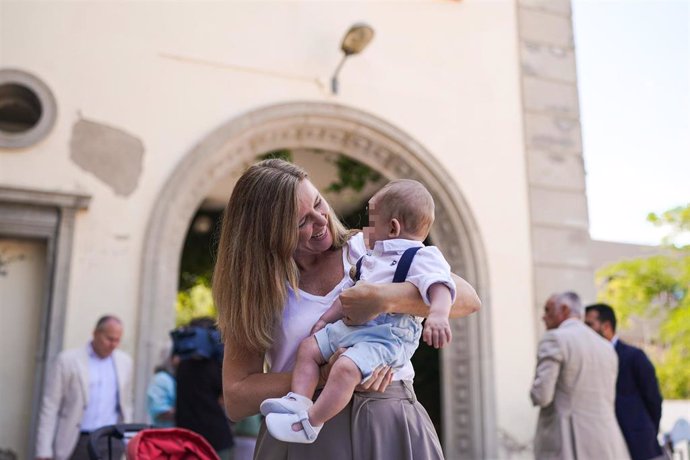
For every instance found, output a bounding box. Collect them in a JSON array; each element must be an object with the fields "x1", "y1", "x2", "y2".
[{"x1": 266, "y1": 232, "x2": 415, "y2": 382}]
